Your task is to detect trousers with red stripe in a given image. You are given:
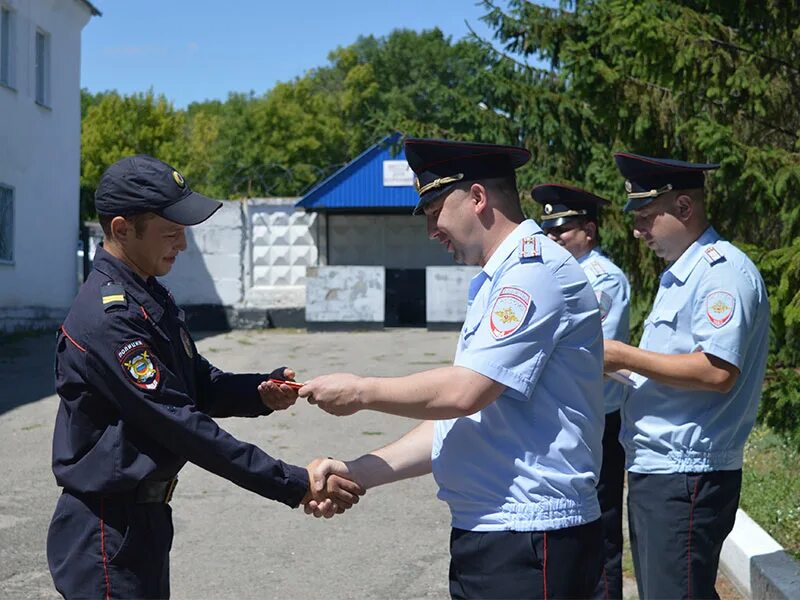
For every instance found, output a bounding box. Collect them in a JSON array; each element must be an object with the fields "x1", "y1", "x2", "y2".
[
  {"x1": 47, "y1": 491, "x2": 172, "y2": 599},
  {"x1": 448, "y1": 519, "x2": 603, "y2": 599}
]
